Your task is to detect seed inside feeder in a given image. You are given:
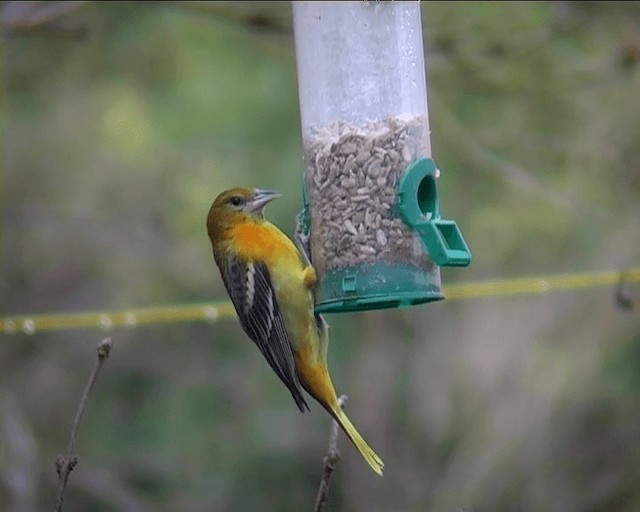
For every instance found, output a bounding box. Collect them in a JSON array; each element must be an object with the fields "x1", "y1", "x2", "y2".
[{"x1": 303, "y1": 114, "x2": 436, "y2": 276}]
